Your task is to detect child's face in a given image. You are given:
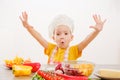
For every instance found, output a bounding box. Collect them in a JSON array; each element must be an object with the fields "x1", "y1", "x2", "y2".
[{"x1": 53, "y1": 25, "x2": 73, "y2": 48}]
